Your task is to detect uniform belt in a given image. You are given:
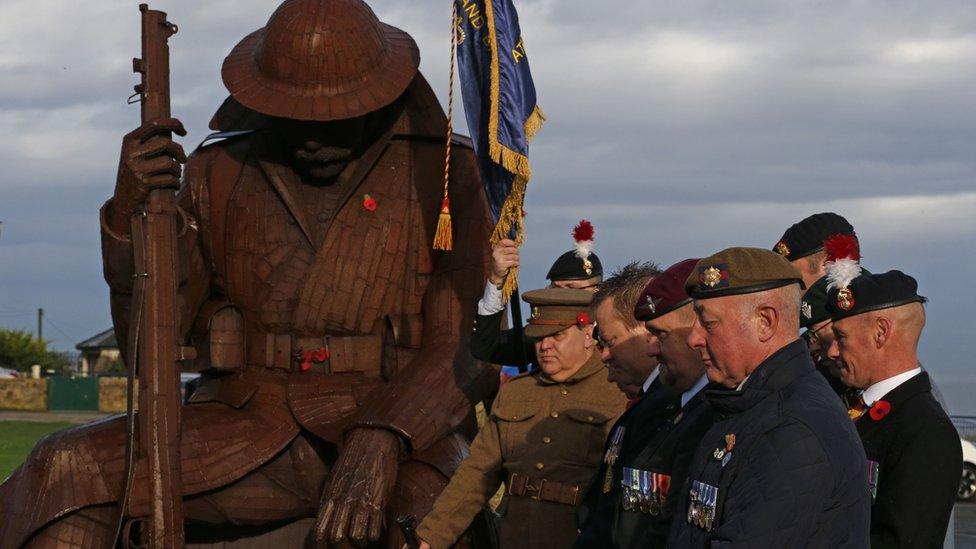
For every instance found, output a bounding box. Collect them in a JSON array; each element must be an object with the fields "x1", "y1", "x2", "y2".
[
  {"x1": 507, "y1": 472, "x2": 581, "y2": 506},
  {"x1": 246, "y1": 331, "x2": 382, "y2": 374}
]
